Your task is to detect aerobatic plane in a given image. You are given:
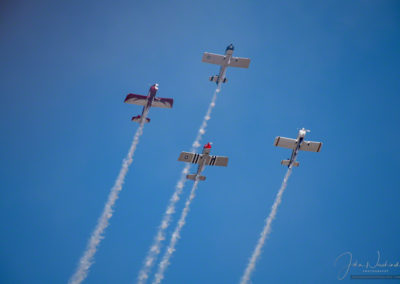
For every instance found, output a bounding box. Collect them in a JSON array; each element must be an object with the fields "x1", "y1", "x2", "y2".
[
  {"x1": 124, "y1": 84, "x2": 173, "y2": 123},
  {"x1": 177, "y1": 142, "x2": 228, "y2": 181},
  {"x1": 202, "y1": 44, "x2": 250, "y2": 84},
  {"x1": 274, "y1": 128, "x2": 322, "y2": 168}
]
